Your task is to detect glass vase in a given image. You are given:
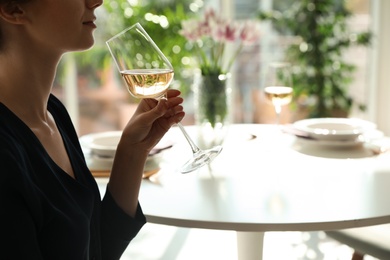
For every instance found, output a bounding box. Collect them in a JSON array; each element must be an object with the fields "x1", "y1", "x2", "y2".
[{"x1": 194, "y1": 73, "x2": 231, "y2": 149}]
